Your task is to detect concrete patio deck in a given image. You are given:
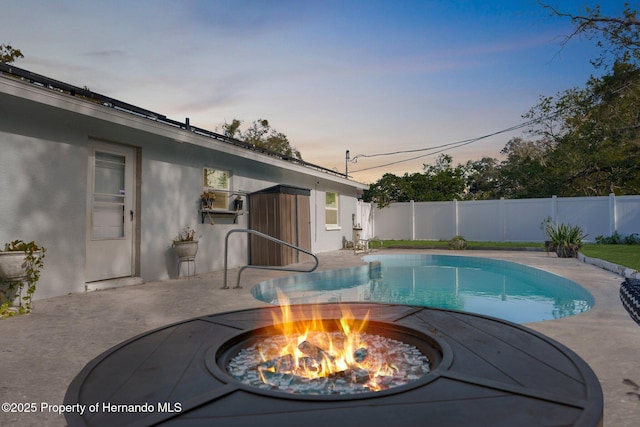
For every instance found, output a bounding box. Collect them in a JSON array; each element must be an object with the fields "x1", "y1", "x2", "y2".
[{"x1": 0, "y1": 249, "x2": 638, "y2": 426}]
